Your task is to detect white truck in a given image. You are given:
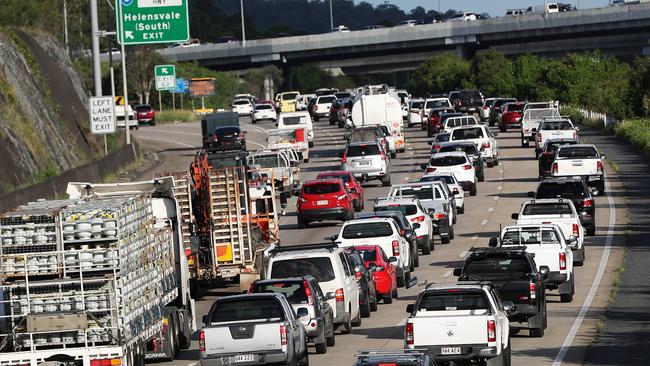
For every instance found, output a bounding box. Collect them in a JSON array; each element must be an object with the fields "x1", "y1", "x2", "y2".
[
  {"x1": 0, "y1": 178, "x2": 196, "y2": 366},
  {"x1": 534, "y1": 119, "x2": 578, "y2": 157},
  {"x1": 520, "y1": 107, "x2": 561, "y2": 148},
  {"x1": 494, "y1": 224, "x2": 576, "y2": 302},
  {"x1": 351, "y1": 92, "x2": 405, "y2": 157},
  {"x1": 512, "y1": 199, "x2": 585, "y2": 266},
  {"x1": 268, "y1": 128, "x2": 310, "y2": 163},
  {"x1": 404, "y1": 282, "x2": 512, "y2": 364},
  {"x1": 552, "y1": 144, "x2": 606, "y2": 195},
  {"x1": 277, "y1": 111, "x2": 314, "y2": 148}
]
